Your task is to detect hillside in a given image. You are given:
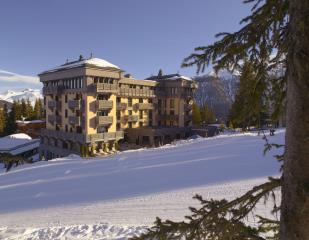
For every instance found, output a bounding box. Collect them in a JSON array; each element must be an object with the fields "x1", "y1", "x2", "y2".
[
  {"x1": 193, "y1": 69, "x2": 239, "y2": 121},
  {"x1": 0, "y1": 130, "x2": 284, "y2": 239}
]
